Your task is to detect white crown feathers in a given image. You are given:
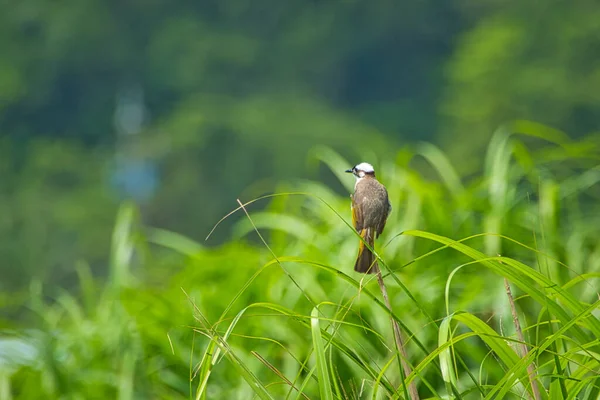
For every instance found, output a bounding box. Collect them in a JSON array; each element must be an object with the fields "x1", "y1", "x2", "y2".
[{"x1": 354, "y1": 162, "x2": 375, "y2": 173}]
